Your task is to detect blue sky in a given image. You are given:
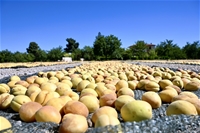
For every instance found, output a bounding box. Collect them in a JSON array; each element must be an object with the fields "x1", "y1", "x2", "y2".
[{"x1": 1, "y1": 0, "x2": 199, "y2": 53}]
